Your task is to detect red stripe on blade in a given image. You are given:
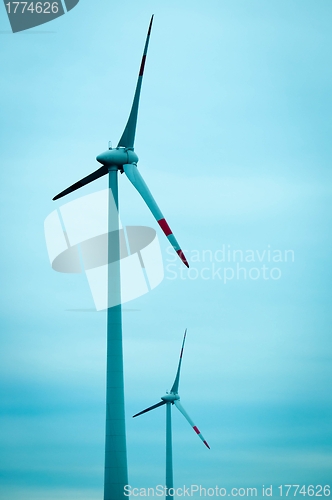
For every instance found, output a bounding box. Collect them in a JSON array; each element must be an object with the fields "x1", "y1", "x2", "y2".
[
  {"x1": 193, "y1": 426, "x2": 200, "y2": 435},
  {"x1": 177, "y1": 249, "x2": 189, "y2": 268},
  {"x1": 158, "y1": 218, "x2": 172, "y2": 236},
  {"x1": 139, "y1": 55, "x2": 146, "y2": 76}
]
